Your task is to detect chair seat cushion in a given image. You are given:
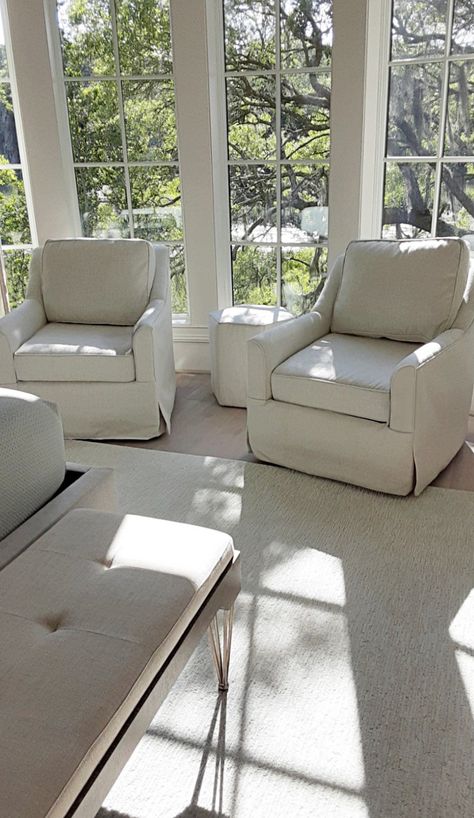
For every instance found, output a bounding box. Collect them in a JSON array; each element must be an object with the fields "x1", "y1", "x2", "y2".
[
  {"x1": 272, "y1": 333, "x2": 419, "y2": 422},
  {"x1": 0, "y1": 508, "x2": 234, "y2": 818},
  {"x1": 14, "y1": 323, "x2": 135, "y2": 383}
]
